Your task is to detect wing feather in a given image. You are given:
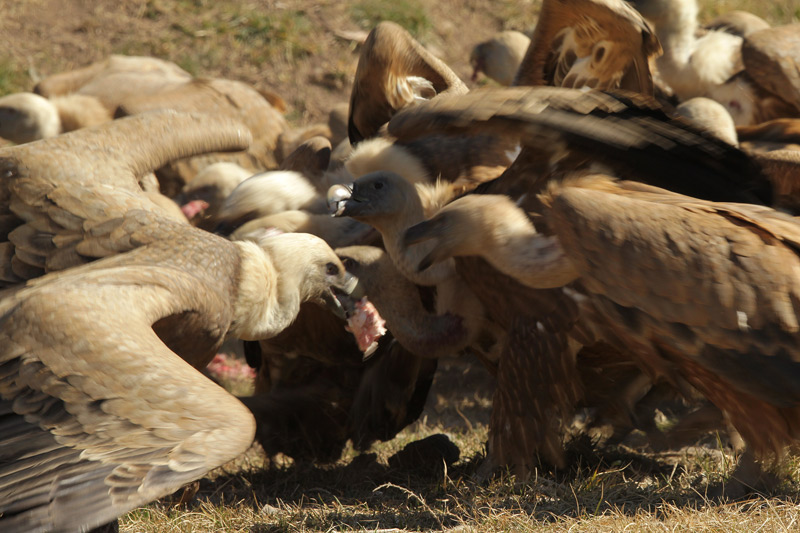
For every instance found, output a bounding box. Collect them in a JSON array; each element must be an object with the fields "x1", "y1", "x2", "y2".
[{"x1": 0, "y1": 266, "x2": 254, "y2": 533}]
